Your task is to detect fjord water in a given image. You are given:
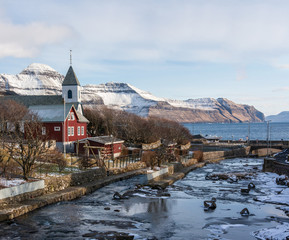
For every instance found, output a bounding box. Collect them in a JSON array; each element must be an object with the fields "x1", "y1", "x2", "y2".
[
  {"x1": 183, "y1": 122, "x2": 289, "y2": 140},
  {"x1": 0, "y1": 158, "x2": 288, "y2": 239}
]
